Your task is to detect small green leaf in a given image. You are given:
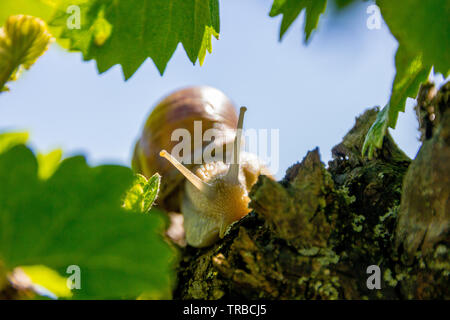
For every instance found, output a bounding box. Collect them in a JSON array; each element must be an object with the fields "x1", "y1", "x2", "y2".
[
  {"x1": 123, "y1": 173, "x2": 161, "y2": 214},
  {"x1": 269, "y1": 0, "x2": 327, "y2": 43},
  {"x1": 362, "y1": 105, "x2": 389, "y2": 159},
  {"x1": 0, "y1": 15, "x2": 53, "y2": 91}
]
